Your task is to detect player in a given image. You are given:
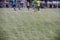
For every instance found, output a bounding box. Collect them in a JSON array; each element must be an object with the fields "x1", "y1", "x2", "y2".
[
  {"x1": 18, "y1": 0, "x2": 21, "y2": 10},
  {"x1": 37, "y1": 0, "x2": 40, "y2": 11},
  {"x1": 33, "y1": 0, "x2": 37, "y2": 12},
  {"x1": 12, "y1": 0, "x2": 17, "y2": 11},
  {"x1": 27, "y1": 2, "x2": 30, "y2": 10}
]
